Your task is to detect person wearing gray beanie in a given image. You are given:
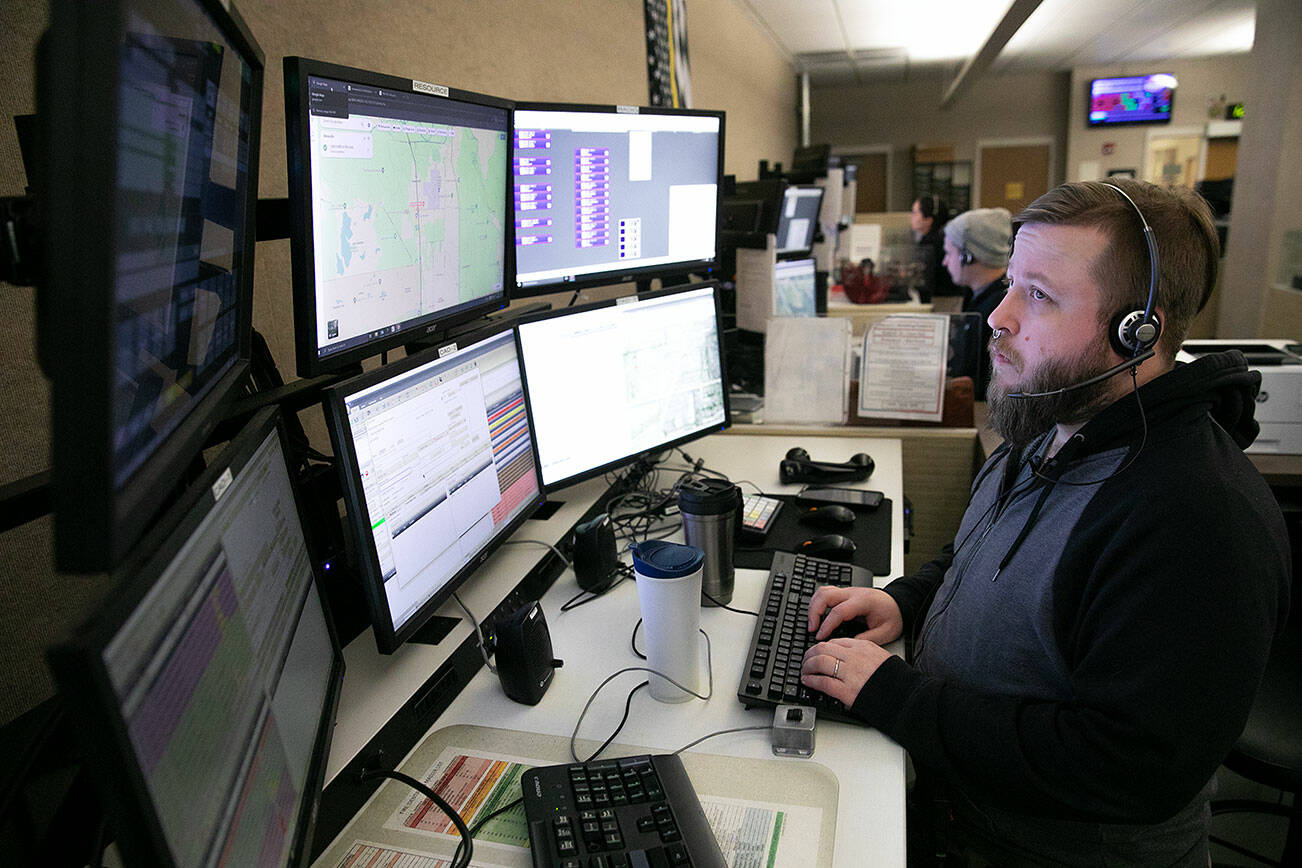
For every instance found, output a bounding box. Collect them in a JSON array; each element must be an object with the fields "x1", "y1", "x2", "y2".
[{"x1": 942, "y1": 207, "x2": 1013, "y2": 398}]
